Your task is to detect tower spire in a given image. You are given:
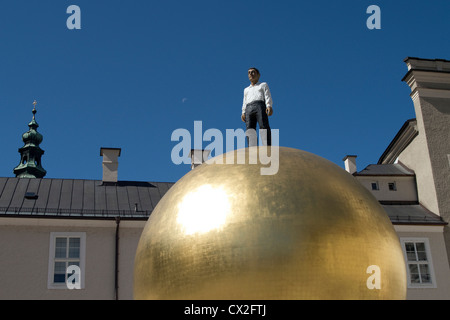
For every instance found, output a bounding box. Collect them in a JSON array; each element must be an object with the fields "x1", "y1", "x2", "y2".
[
  {"x1": 32, "y1": 100, "x2": 37, "y2": 119},
  {"x1": 13, "y1": 100, "x2": 47, "y2": 178}
]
